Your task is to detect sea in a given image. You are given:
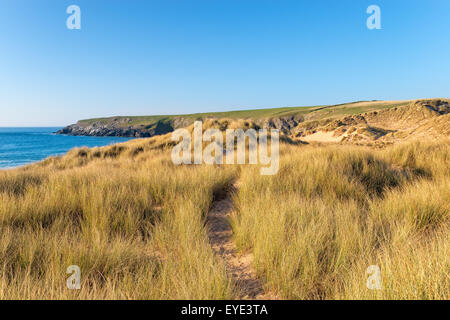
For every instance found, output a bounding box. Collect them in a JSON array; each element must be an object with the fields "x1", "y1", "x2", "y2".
[{"x1": 0, "y1": 127, "x2": 132, "y2": 169}]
